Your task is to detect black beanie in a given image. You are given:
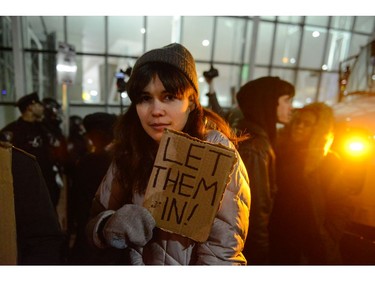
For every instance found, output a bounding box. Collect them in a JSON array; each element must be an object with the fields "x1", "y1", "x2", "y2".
[
  {"x1": 131, "y1": 43, "x2": 199, "y2": 95},
  {"x1": 83, "y1": 112, "x2": 117, "y2": 134}
]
